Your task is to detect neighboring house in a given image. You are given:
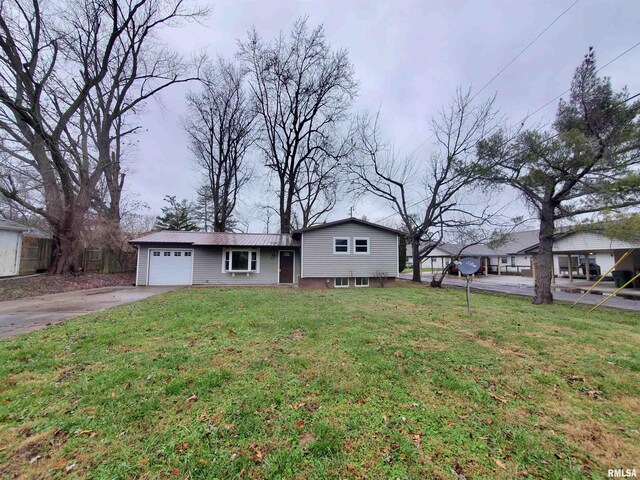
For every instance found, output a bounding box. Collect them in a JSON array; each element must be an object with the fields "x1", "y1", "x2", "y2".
[
  {"x1": 0, "y1": 219, "x2": 28, "y2": 277},
  {"x1": 422, "y1": 230, "x2": 539, "y2": 275},
  {"x1": 130, "y1": 218, "x2": 401, "y2": 288},
  {"x1": 546, "y1": 229, "x2": 640, "y2": 282}
]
